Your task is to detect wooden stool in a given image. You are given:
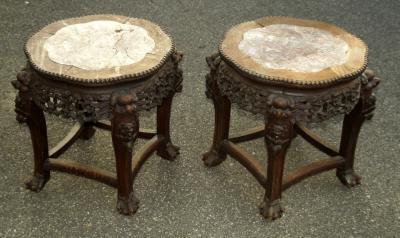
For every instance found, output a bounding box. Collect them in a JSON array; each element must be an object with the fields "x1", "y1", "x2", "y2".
[
  {"x1": 12, "y1": 15, "x2": 183, "y2": 215},
  {"x1": 203, "y1": 17, "x2": 380, "y2": 220}
]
